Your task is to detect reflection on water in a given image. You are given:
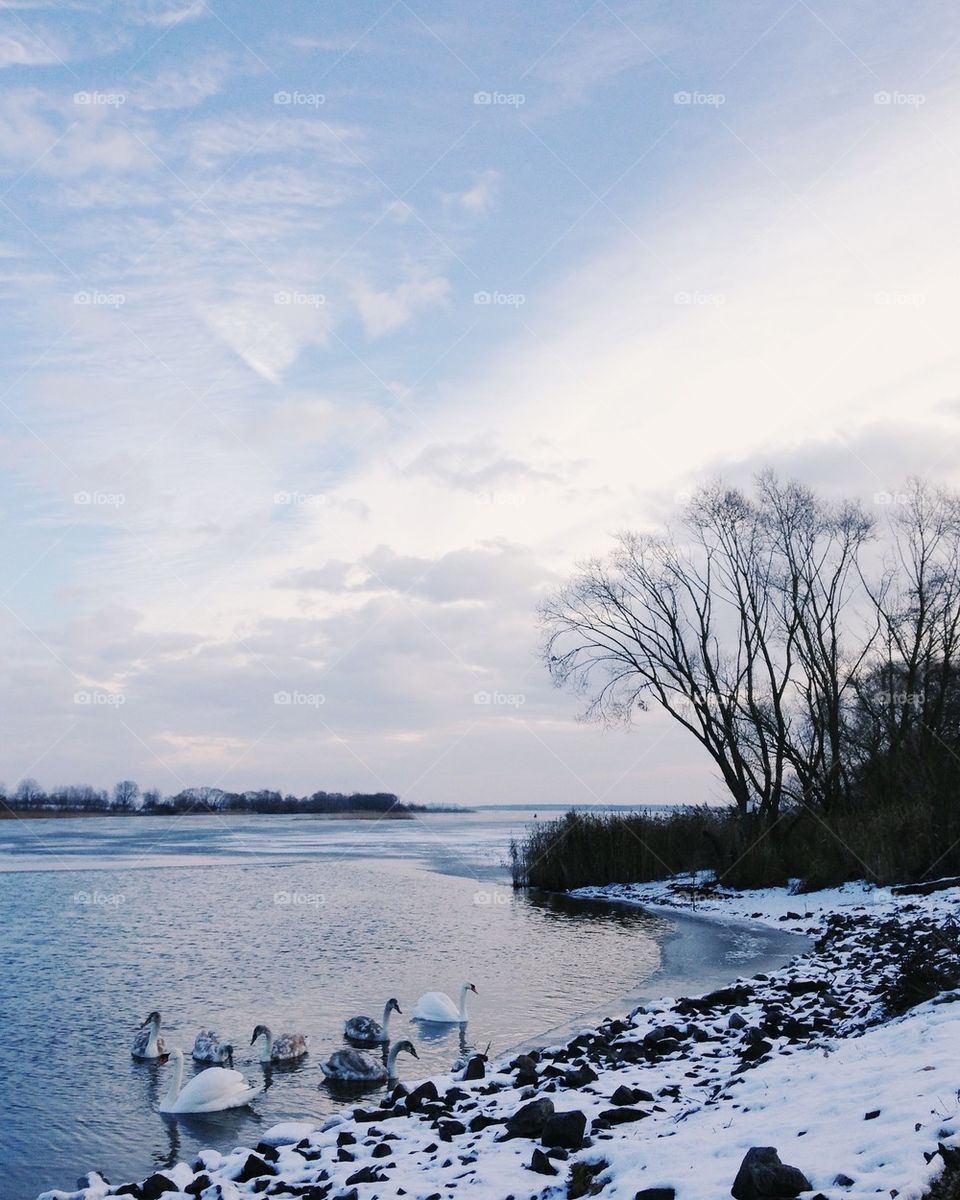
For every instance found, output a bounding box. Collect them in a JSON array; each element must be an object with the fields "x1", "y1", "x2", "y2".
[{"x1": 0, "y1": 811, "x2": 804, "y2": 1200}]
